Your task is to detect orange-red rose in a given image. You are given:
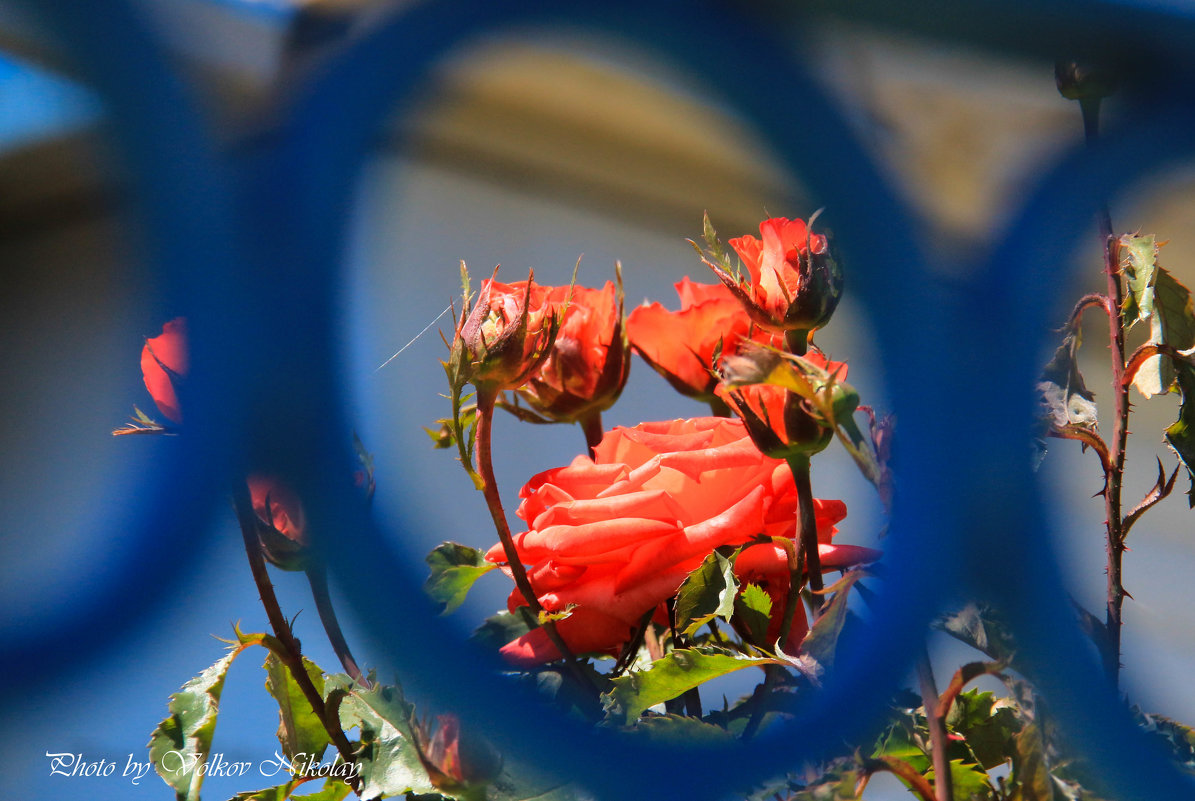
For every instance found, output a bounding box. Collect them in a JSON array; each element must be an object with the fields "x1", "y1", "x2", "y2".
[
  {"x1": 711, "y1": 216, "x2": 842, "y2": 332},
  {"x1": 519, "y1": 280, "x2": 629, "y2": 423},
  {"x1": 484, "y1": 417, "x2": 875, "y2": 665},
  {"x1": 140, "y1": 317, "x2": 188, "y2": 422},
  {"x1": 627, "y1": 278, "x2": 779, "y2": 401}
]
